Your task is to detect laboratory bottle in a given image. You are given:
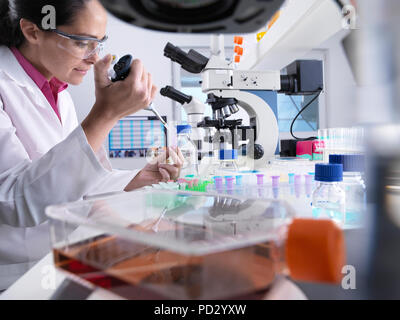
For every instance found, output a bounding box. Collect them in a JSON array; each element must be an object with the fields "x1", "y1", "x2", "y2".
[
  {"x1": 177, "y1": 125, "x2": 199, "y2": 178},
  {"x1": 330, "y1": 154, "x2": 366, "y2": 226},
  {"x1": 273, "y1": 218, "x2": 346, "y2": 284},
  {"x1": 312, "y1": 163, "x2": 345, "y2": 225},
  {"x1": 217, "y1": 150, "x2": 239, "y2": 175}
]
